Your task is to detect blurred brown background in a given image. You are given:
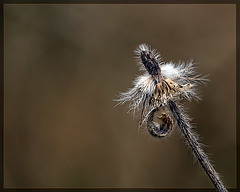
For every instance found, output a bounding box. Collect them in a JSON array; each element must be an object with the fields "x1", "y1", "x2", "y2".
[{"x1": 4, "y1": 4, "x2": 236, "y2": 188}]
